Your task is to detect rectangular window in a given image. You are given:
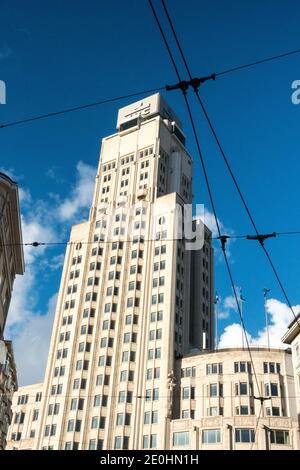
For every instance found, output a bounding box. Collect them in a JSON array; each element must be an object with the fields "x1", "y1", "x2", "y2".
[
  {"x1": 265, "y1": 383, "x2": 279, "y2": 397},
  {"x1": 202, "y1": 429, "x2": 221, "y2": 444},
  {"x1": 150, "y1": 434, "x2": 157, "y2": 449},
  {"x1": 173, "y1": 431, "x2": 190, "y2": 446},
  {"x1": 209, "y1": 383, "x2": 218, "y2": 397},
  {"x1": 206, "y1": 363, "x2": 223, "y2": 375},
  {"x1": 270, "y1": 430, "x2": 290, "y2": 445},
  {"x1": 235, "y1": 428, "x2": 255, "y2": 443}
]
